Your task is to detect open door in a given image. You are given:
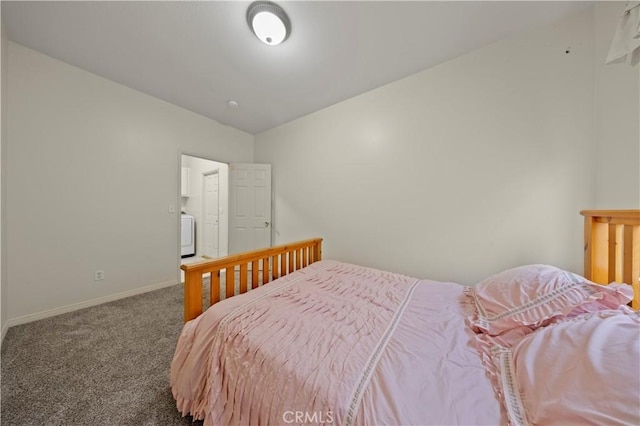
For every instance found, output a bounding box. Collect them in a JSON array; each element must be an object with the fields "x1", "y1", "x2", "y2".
[{"x1": 229, "y1": 163, "x2": 272, "y2": 254}]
